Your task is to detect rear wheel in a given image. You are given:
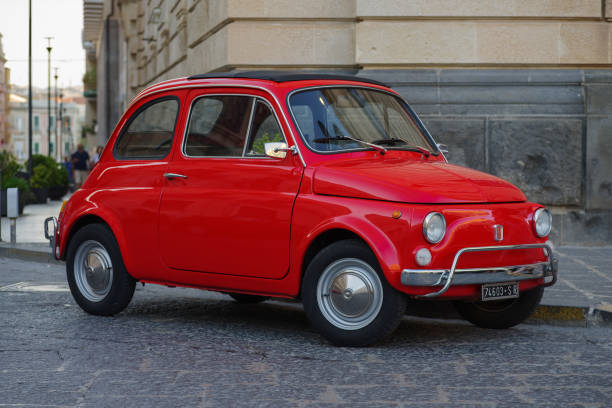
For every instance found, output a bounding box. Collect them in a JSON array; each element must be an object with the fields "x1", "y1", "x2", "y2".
[
  {"x1": 302, "y1": 239, "x2": 407, "y2": 346},
  {"x1": 66, "y1": 223, "x2": 136, "y2": 316},
  {"x1": 454, "y1": 286, "x2": 544, "y2": 329}
]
